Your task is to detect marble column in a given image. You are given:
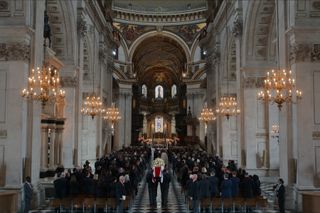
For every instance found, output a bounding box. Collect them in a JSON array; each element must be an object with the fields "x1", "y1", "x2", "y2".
[
  {"x1": 186, "y1": 84, "x2": 205, "y2": 144},
  {"x1": 117, "y1": 83, "x2": 132, "y2": 149},
  {"x1": 40, "y1": 127, "x2": 49, "y2": 170}
]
